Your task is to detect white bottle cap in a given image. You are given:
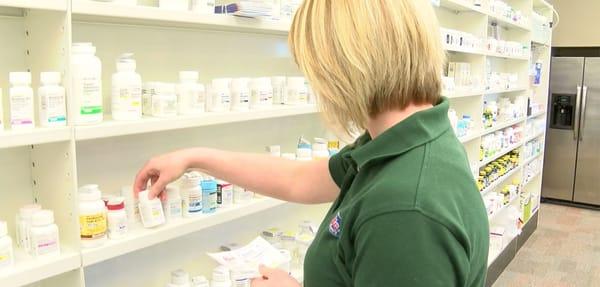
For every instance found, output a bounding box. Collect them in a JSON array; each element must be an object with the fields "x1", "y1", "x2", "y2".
[
  {"x1": 9, "y1": 72, "x2": 32, "y2": 85},
  {"x1": 32, "y1": 210, "x2": 55, "y2": 226},
  {"x1": 0, "y1": 221, "x2": 7, "y2": 237},
  {"x1": 72, "y1": 42, "x2": 96, "y2": 54},
  {"x1": 107, "y1": 196, "x2": 125, "y2": 209},
  {"x1": 171, "y1": 269, "x2": 190, "y2": 285},
  {"x1": 79, "y1": 184, "x2": 102, "y2": 201},
  {"x1": 137, "y1": 190, "x2": 151, "y2": 201},
  {"x1": 179, "y1": 71, "x2": 199, "y2": 82},
  {"x1": 40, "y1": 72, "x2": 62, "y2": 85},
  {"x1": 212, "y1": 78, "x2": 232, "y2": 90},
  {"x1": 116, "y1": 53, "x2": 136, "y2": 71},
  {"x1": 19, "y1": 204, "x2": 43, "y2": 219}
]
